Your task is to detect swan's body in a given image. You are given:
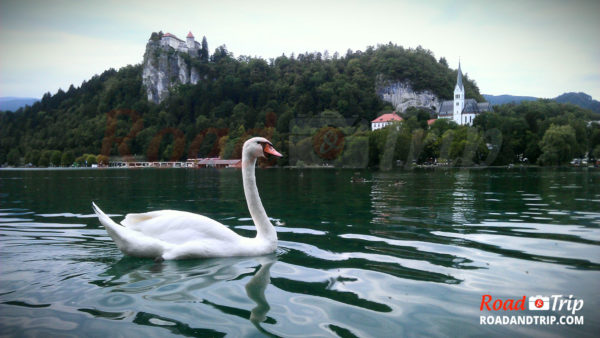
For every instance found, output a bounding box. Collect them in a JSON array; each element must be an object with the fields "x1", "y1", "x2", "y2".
[{"x1": 93, "y1": 137, "x2": 282, "y2": 260}]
